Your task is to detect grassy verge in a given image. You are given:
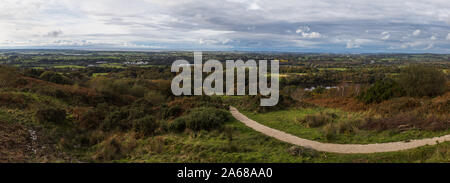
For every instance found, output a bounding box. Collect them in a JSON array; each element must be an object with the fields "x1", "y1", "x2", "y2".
[
  {"x1": 241, "y1": 108, "x2": 450, "y2": 144},
  {"x1": 2, "y1": 105, "x2": 449, "y2": 163},
  {"x1": 86, "y1": 118, "x2": 450, "y2": 163}
]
